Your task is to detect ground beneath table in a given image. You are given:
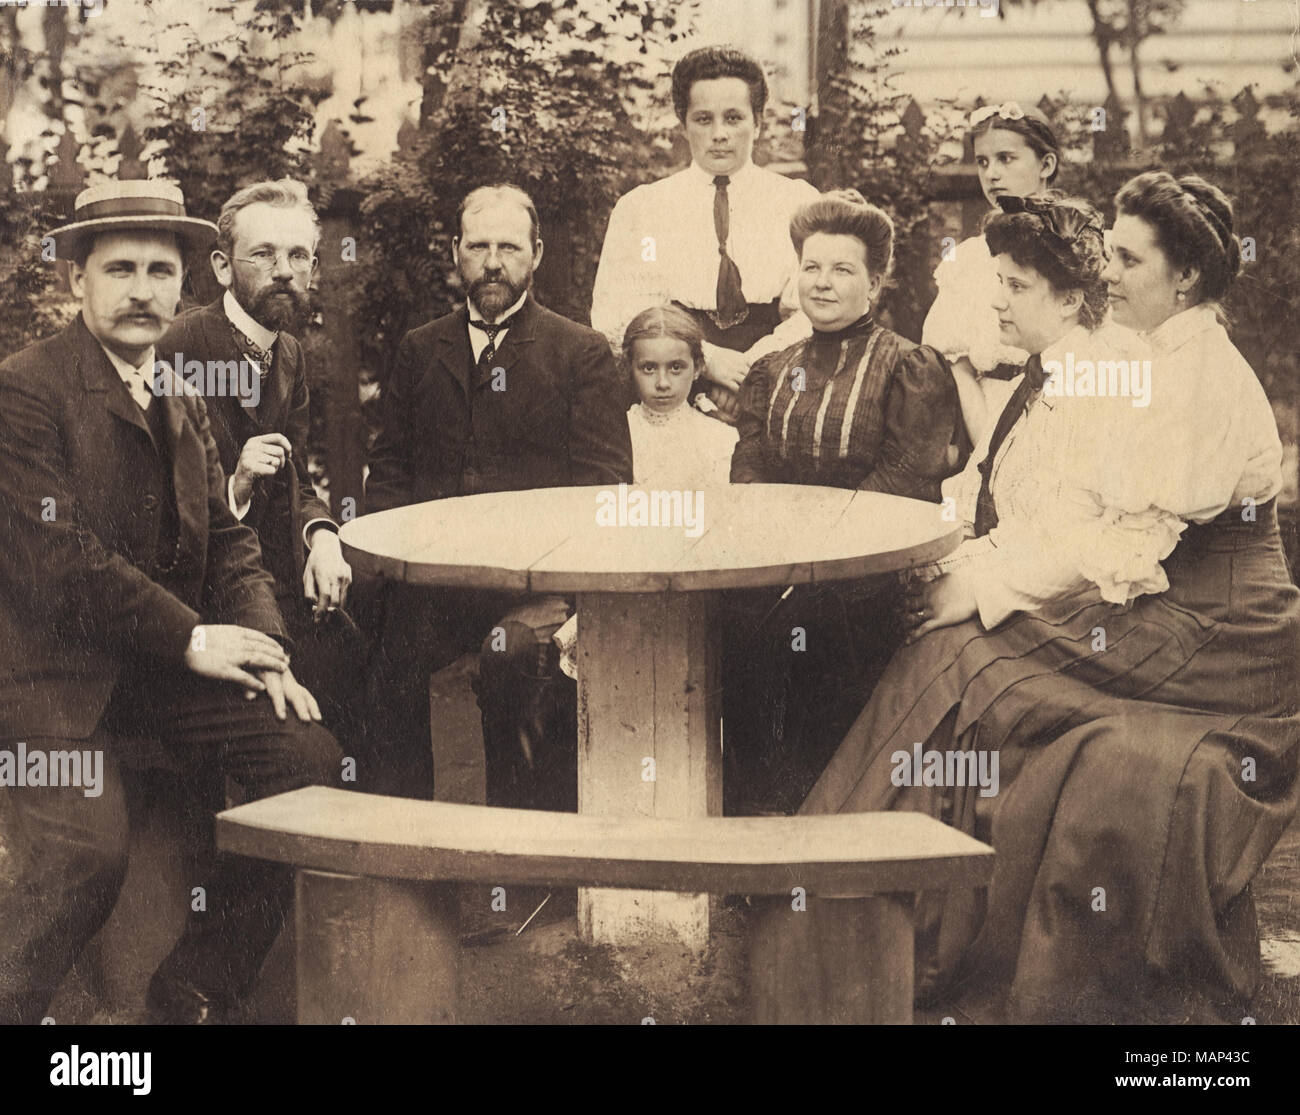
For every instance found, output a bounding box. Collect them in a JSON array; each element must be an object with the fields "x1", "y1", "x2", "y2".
[{"x1": 42, "y1": 653, "x2": 1300, "y2": 1025}]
